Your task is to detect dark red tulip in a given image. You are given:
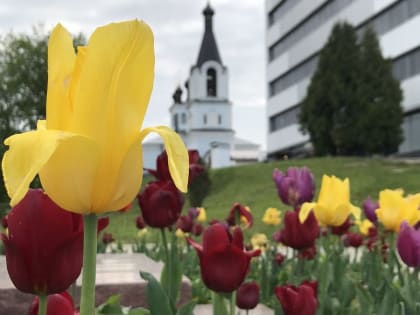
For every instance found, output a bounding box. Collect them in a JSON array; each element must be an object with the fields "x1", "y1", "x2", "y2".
[
  {"x1": 343, "y1": 233, "x2": 363, "y2": 248},
  {"x1": 1, "y1": 215, "x2": 8, "y2": 229},
  {"x1": 236, "y1": 282, "x2": 260, "y2": 310},
  {"x1": 192, "y1": 223, "x2": 203, "y2": 236},
  {"x1": 28, "y1": 291, "x2": 77, "y2": 315},
  {"x1": 188, "y1": 207, "x2": 199, "y2": 219},
  {"x1": 135, "y1": 216, "x2": 146, "y2": 229},
  {"x1": 146, "y1": 150, "x2": 204, "y2": 185},
  {"x1": 187, "y1": 223, "x2": 260, "y2": 293},
  {"x1": 276, "y1": 210, "x2": 319, "y2": 250},
  {"x1": 1, "y1": 189, "x2": 83, "y2": 295},
  {"x1": 275, "y1": 280, "x2": 318, "y2": 315},
  {"x1": 177, "y1": 215, "x2": 194, "y2": 233},
  {"x1": 297, "y1": 245, "x2": 317, "y2": 260},
  {"x1": 138, "y1": 180, "x2": 184, "y2": 228},
  {"x1": 274, "y1": 253, "x2": 286, "y2": 266},
  {"x1": 102, "y1": 232, "x2": 114, "y2": 245},
  {"x1": 331, "y1": 217, "x2": 353, "y2": 236},
  {"x1": 273, "y1": 167, "x2": 315, "y2": 208},
  {"x1": 226, "y1": 203, "x2": 253, "y2": 228}
]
